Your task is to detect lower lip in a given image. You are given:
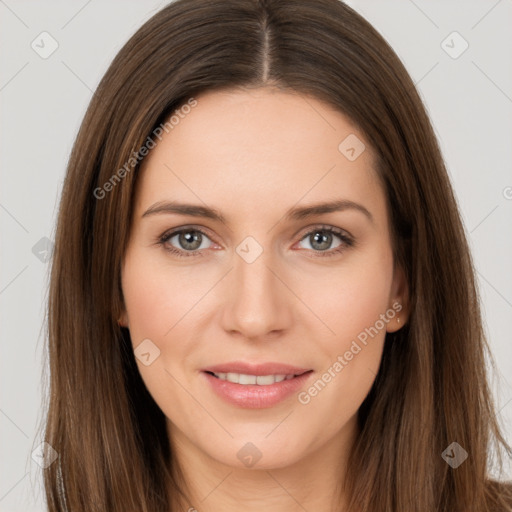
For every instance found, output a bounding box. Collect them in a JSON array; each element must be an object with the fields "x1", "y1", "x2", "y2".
[{"x1": 201, "y1": 371, "x2": 313, "y2": 409}]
